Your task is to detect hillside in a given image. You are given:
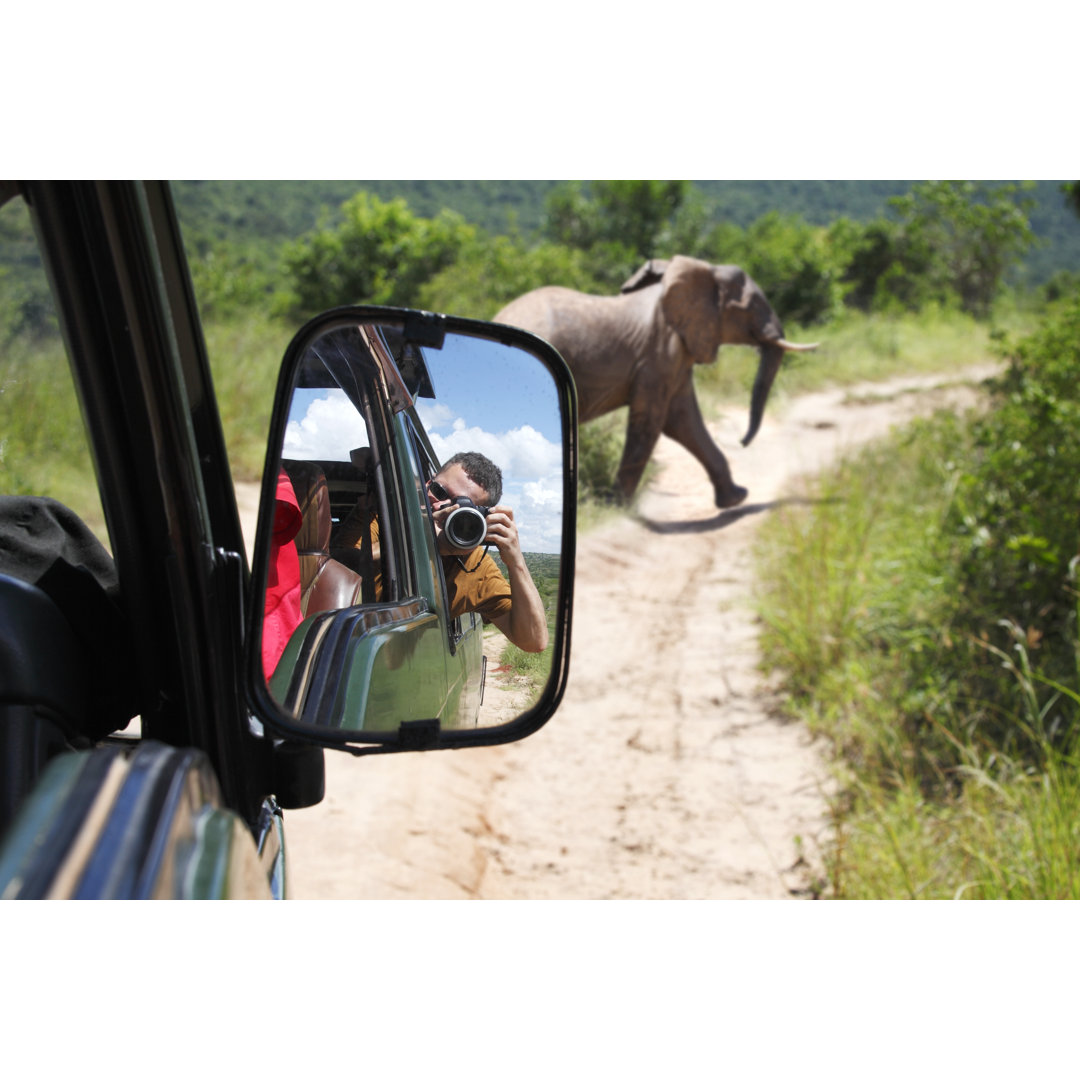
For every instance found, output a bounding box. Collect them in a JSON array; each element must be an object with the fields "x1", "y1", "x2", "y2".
[
  {"x1": 4, "y1": 181, "x2": 1078, "y2": 288},
  {"x1": 169, "y1": 180, "x2": 1080, "y2": 285}
]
